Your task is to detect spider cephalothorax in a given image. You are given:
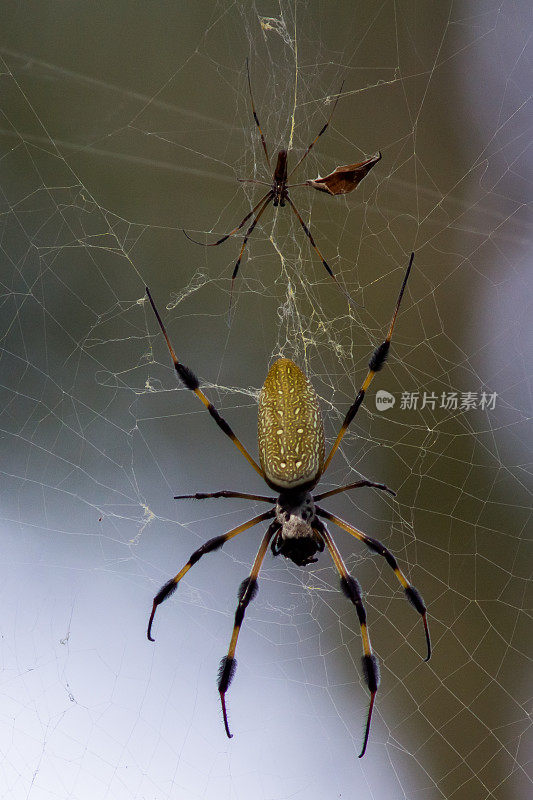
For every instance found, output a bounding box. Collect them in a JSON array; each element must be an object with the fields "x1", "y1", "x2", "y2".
[
  {"x1": 146, "y1": 252, "x2": 430, "y2": 757},
  {"x1": 272, "y1": 491, "x2": 323, "y2": 565},
  {"x1": 272, "y1": 150, "x2": 288, "y2": 207}
]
